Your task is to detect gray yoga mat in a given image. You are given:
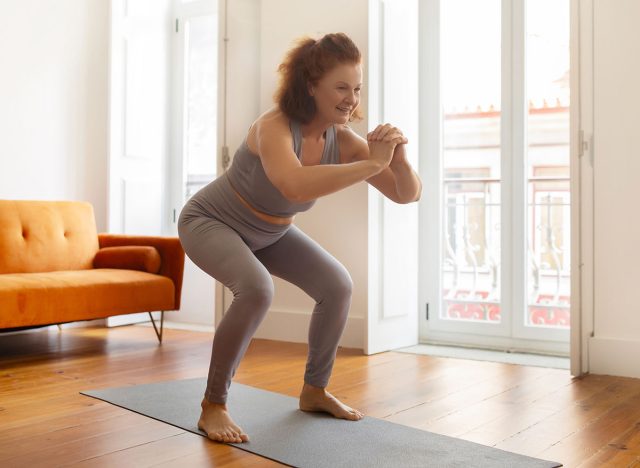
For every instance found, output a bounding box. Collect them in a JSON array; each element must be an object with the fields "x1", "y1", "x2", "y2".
[{"x1": 81, "y1": 378, "x2": 562, "y2": 468}]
